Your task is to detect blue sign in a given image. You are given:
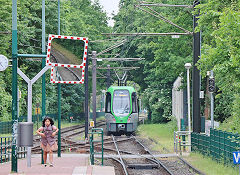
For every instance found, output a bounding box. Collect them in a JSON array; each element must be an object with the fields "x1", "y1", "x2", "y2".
[{"x1": 233, "y1": 152, "x2": 240, "y2": 164}]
